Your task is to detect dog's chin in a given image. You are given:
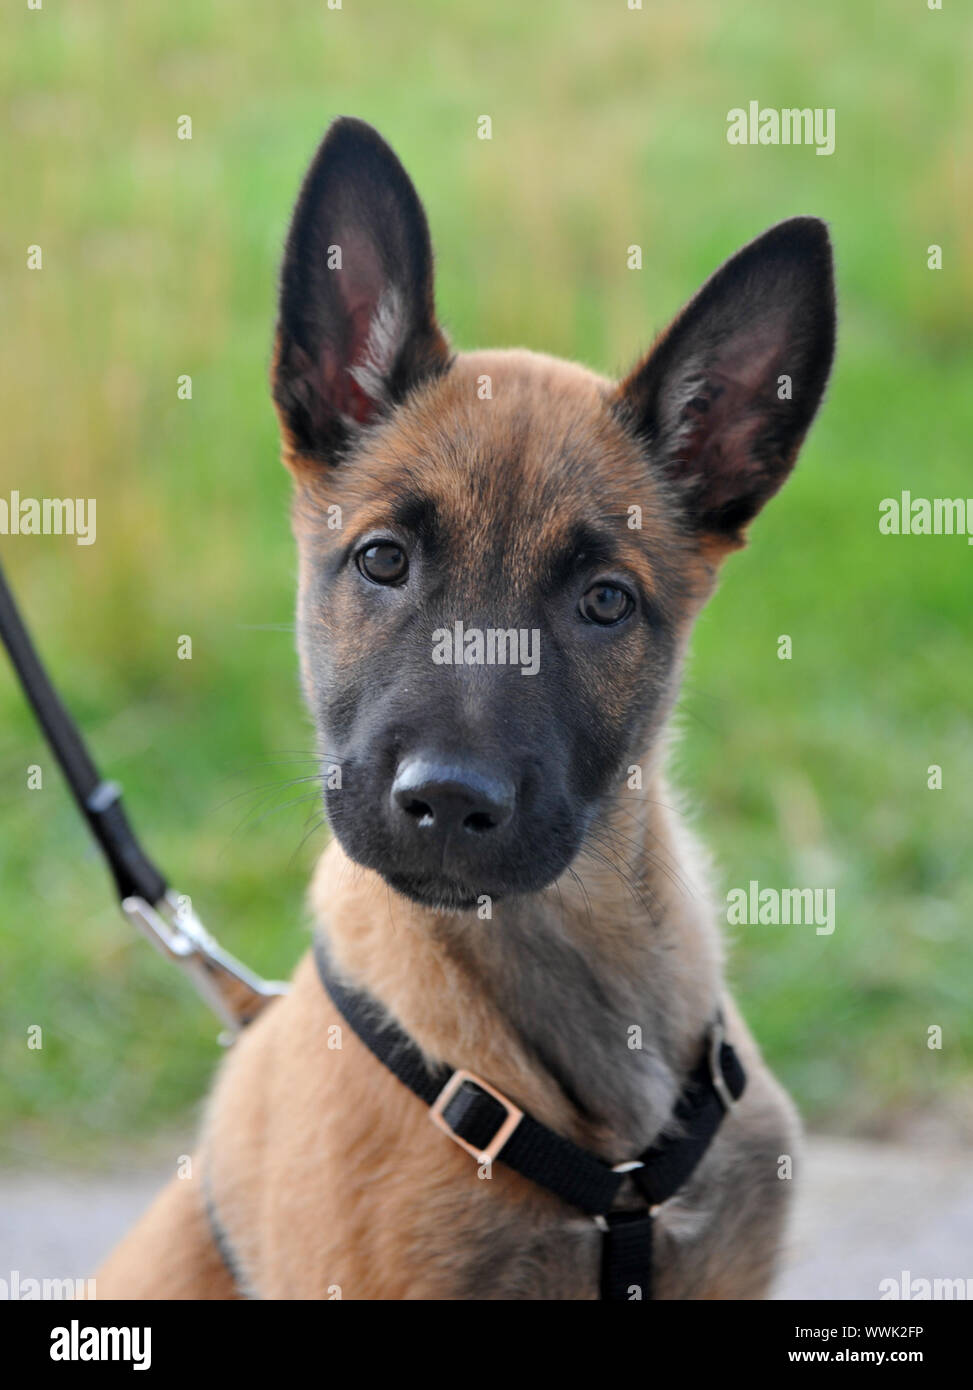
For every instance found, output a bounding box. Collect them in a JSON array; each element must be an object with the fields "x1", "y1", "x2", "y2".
[
  {"x1": 380, "y1": 856, "x2": 575, "y2": 913},
  {"x1": 328, "y1": 812, "x2": 586, "y2": 914},
  {"x1": 383, "y1": 871, "x2": 491, "y2": 913}
]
